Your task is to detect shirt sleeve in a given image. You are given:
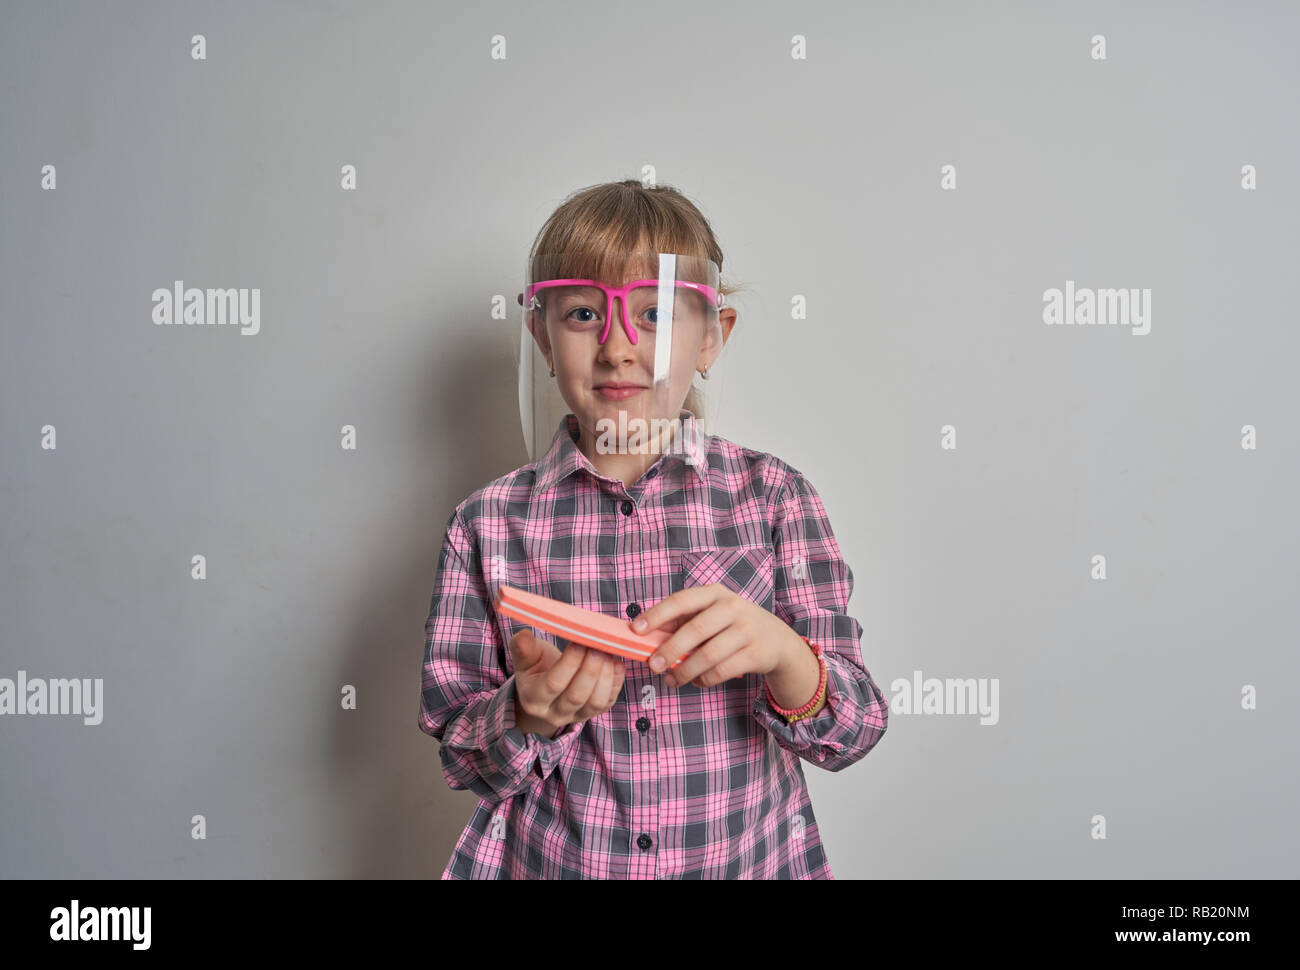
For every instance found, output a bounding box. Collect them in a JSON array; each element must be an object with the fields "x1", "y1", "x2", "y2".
[
  {"x1": 752, "y1": 469, "x2": 889, "y2": 771},
  {"x1": 418, "y1": 507, "x2": 584, "y2": 802}
]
